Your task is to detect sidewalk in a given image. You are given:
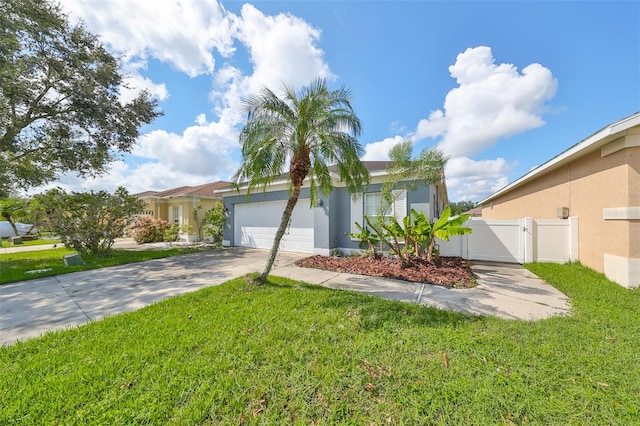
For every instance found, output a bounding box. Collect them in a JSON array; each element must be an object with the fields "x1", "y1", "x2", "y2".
[
  {"x1": 0, "y1": 248, "x2": 572, "y2": 346},
  {"x1": 0, "y1": 243, "x2": 60, "y2": 254},
  {"x1": 0, "y1": 238, "x2": 201, "y2": 254}
]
